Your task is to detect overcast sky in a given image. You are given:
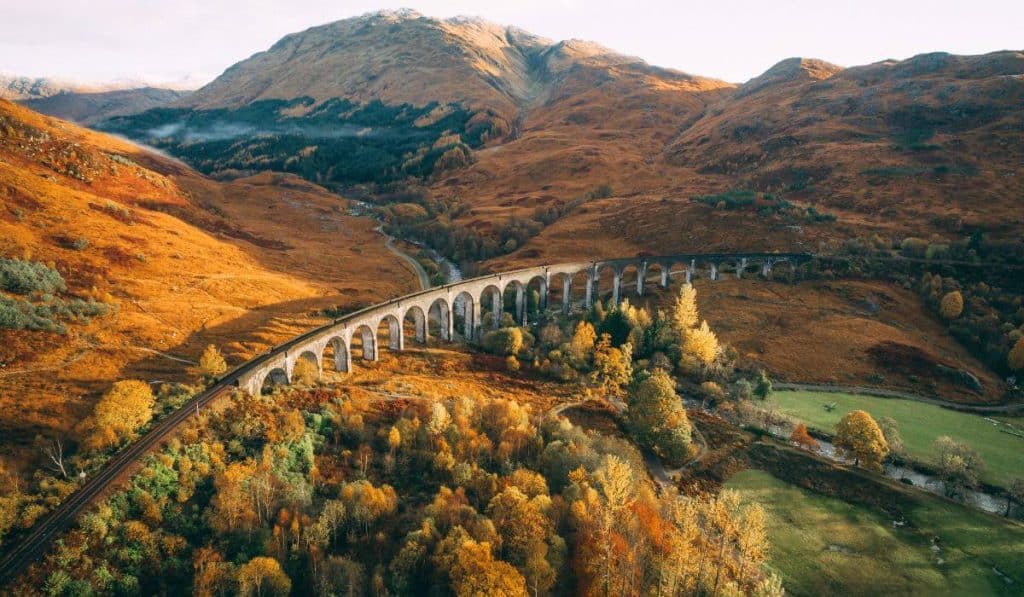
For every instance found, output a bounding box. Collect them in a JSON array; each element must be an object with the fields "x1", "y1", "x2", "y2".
[{"x1": 3, "y1": 0, "x2": 1022, "y2": 87}]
